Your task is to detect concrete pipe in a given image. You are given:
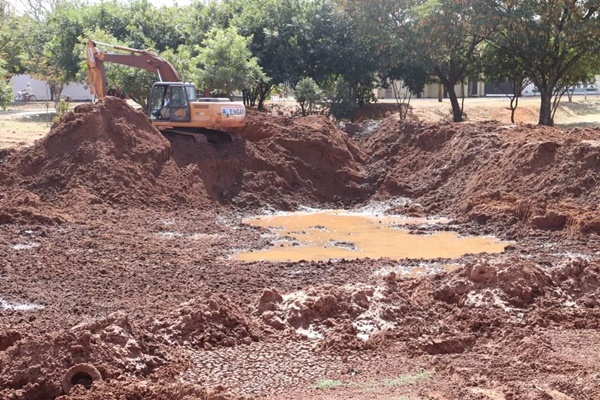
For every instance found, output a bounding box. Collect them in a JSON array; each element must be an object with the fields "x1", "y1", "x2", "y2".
[{"x1": 61, "y1": 363, "x2": 102, "y2": 395}]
